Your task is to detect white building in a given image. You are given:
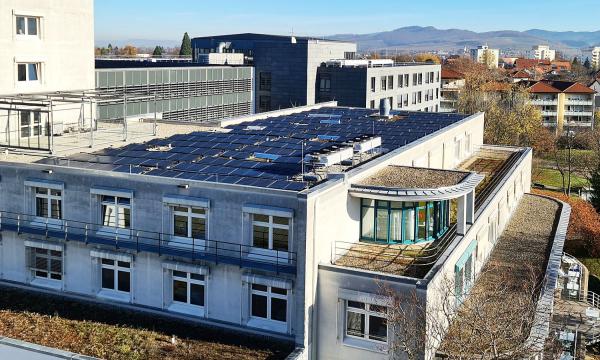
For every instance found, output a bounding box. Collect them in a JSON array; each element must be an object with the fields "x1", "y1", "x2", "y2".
[
  {"x1": 469, "y1": 45, "x2": 500, "y2": 69},
  {"x1": 530, "y1": 45, "x2": 556, "y2": 61},
  {"x1": 592, "y1": 47, "x2": 600, "y2": 69}
]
